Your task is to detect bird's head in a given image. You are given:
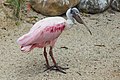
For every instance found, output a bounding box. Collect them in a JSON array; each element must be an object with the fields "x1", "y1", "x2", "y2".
[{"x1": 66, "y1": 8, "x2": 92, "y2": 35}]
